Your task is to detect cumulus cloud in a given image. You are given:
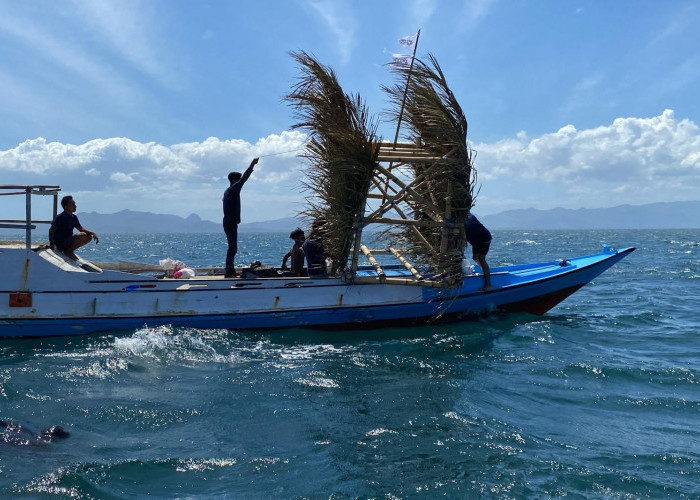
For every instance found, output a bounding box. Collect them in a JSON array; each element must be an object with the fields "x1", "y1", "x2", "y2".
[
  {"x1": 0, "y1": 130, "x2": 308, "y2": 222},
  {"x1": 474, "y1": 109, "x2": 700, "y2": 210},
  {"x1": 1, "y1": 112, "x2": 698, "y2": 221},
  {"x1": 110, "y1": 172, "x2": 137, "y2": 183}
]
